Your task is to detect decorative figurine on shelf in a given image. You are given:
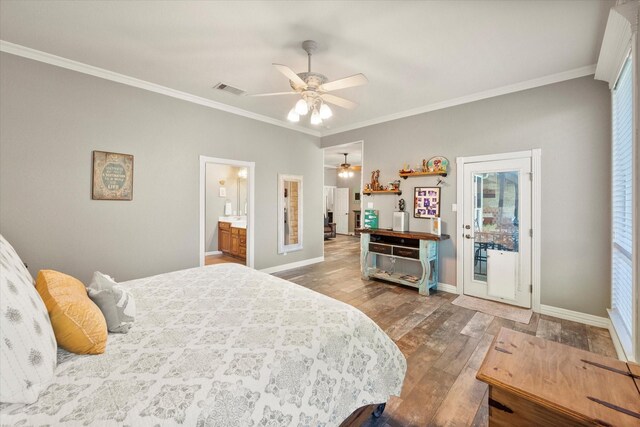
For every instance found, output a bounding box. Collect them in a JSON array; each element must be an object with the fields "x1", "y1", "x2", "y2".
[
  {"x1": 364, "y1": 183, "x2": 371, "y2": 192},
  {"x1": 422, "y1": 159, "x2": 428, "y2": 172},
  {"x1": 399, "y1": 164, "x2": 413, "y2": 174},
  {"x1": 370, "y1": 170, "x2": 381, "y2": 191},
  {"x1": 398, "y1": 198, "x2": 406, "y2": 211}
]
